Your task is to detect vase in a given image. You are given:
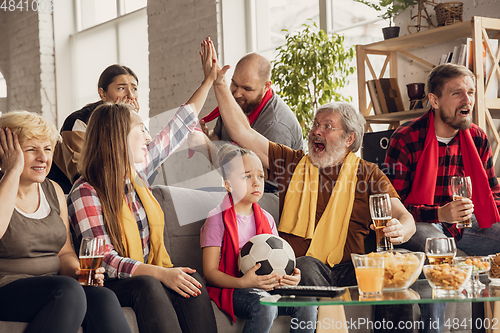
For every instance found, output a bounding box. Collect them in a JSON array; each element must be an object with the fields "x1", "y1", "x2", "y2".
[{"x1": 382, "y1": 26, "x2": 400, "y2": 40}]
